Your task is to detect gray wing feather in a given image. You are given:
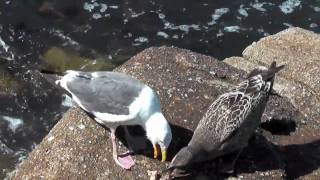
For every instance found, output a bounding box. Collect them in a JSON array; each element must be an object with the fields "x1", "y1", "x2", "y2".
[{"x1": 65, "y1": 71, "x2": 145, "y2": 115}]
